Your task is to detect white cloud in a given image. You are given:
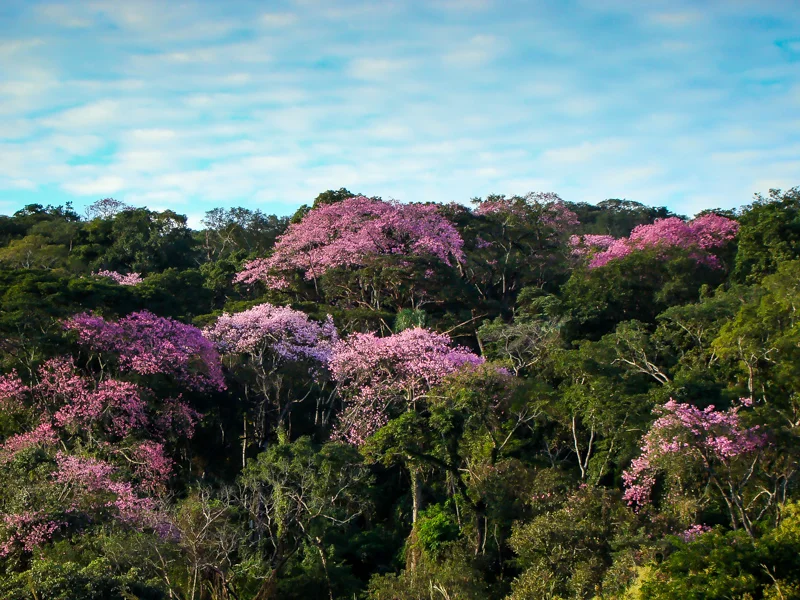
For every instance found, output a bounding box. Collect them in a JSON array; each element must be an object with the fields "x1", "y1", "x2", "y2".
[
  {"x1": 5, "y1": 178, "x2": 38, "y2": 190},
  {"x1": 648, "y1": 11, "x2": 705, "y2": 26},
  {"x1": 63, "y1": 175, "x2": 126, "y2": 195},
  {"x1": 35, "y1": 4, "x2": 93, "y2": 27},
  {"x1": 260, "y1": 12, "x2": 297, "y2": 27},
  {"x1": 443, "y1": 35, "x2": 502, "y2": 67},
  {"x1": 347, "y1": 58, "x2": 412, "y2": 80},
  {"x1": 40, "y1": 100, "x2": 120, "y2": 130},
  {"x1": 541, "y1": 139, "x2": 631, "y2": 164},
  {"x1": 0, "y1": 39, "x2": 45, "y2": 57}
]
